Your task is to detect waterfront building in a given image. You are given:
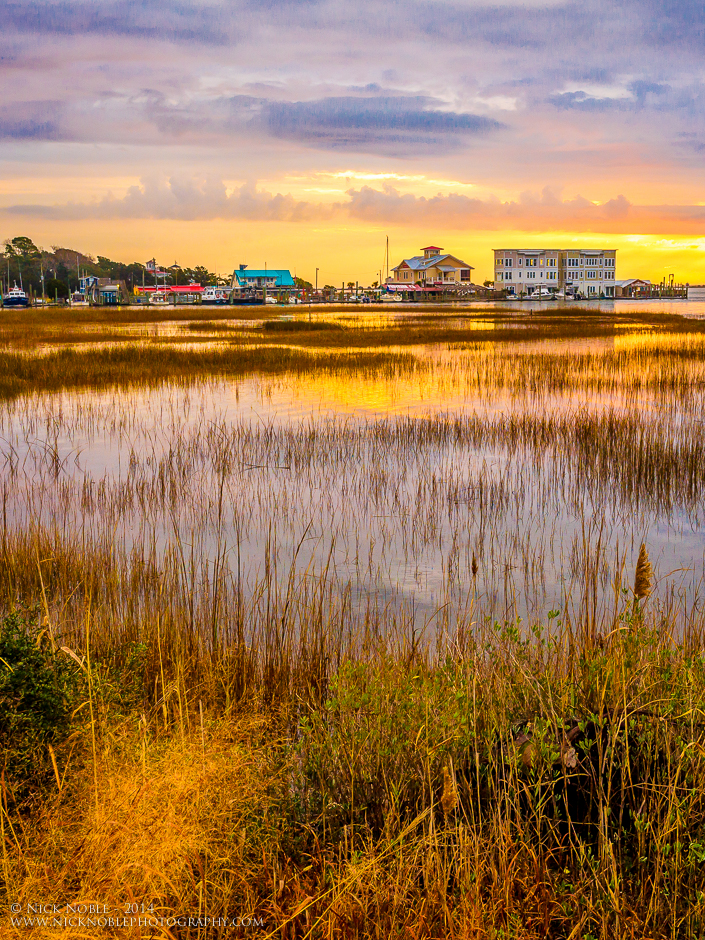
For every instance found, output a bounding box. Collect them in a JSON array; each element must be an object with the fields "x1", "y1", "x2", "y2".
[
  {"x1": 232, "y1": 265, "x2": 295, "y2": 290},
  {"x1": 614, "y1": 278, "x2": 651, "y2": 298},
  {"x1": 390, "y1": 246, "x2": 474, "y2": 289},
  {"x1": 493, "y1": 248, "x2": 617, "y2": 297}
]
